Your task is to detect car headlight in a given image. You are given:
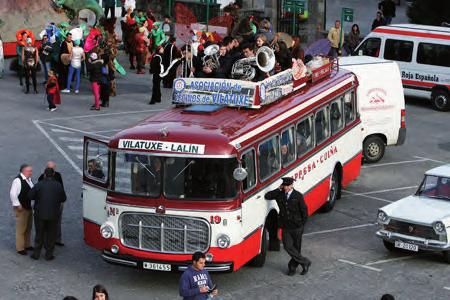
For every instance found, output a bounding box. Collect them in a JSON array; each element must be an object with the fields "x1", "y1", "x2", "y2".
[
  {"x1": 100, "y1": 223, "x2": 114, "y2": 239},
  {"x1": 217, "y1": 234, "x2": 231, "y2": 249},
  {"x1": 377, "y1": 211, "x2": 390, "y2": 225},
  {"x1": 433, "y1": 221, "x2": 446, "y2": 234}
]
